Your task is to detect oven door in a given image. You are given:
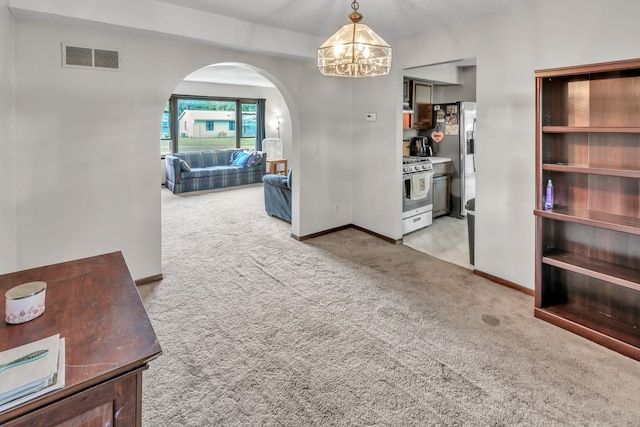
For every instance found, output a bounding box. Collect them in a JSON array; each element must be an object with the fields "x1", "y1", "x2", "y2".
[{"x1": 402, "y1": 171, "x2": 434, "y2": 218}]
